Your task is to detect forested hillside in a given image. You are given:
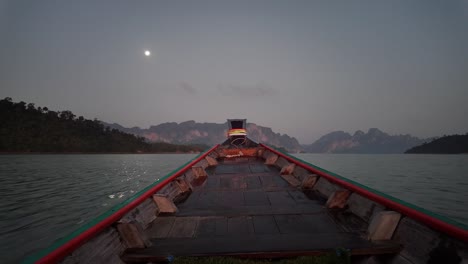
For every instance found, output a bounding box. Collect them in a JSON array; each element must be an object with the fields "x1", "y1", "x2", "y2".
[
  {"x1": 405, "y1": 134, "x2": 468, "y2": 154},
  {"x1": 0, "y1": 98, "x2": 206, "y2": 153}
]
